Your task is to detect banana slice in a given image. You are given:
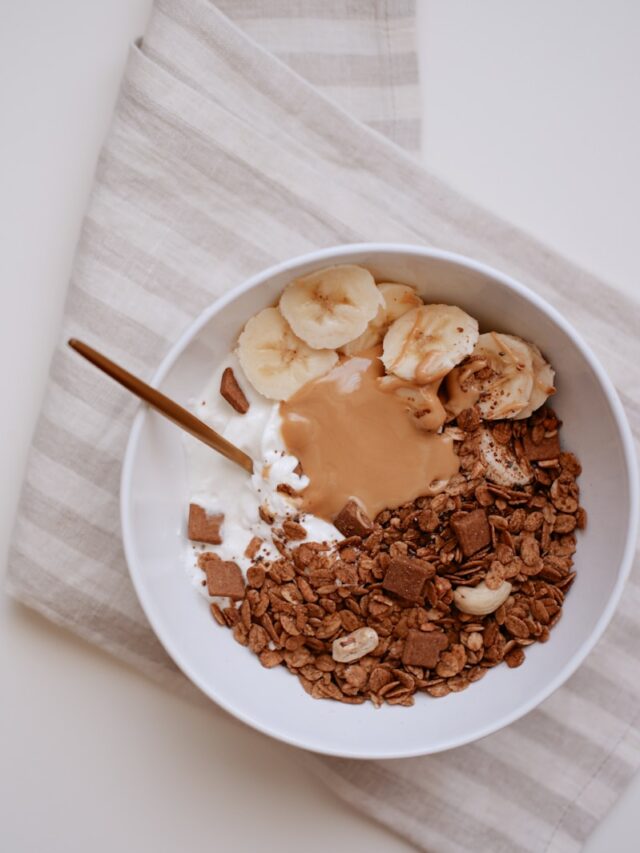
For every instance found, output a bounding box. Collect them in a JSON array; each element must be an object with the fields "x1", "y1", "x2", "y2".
[
  {"x1": 479, "y1": 427, "x2": 532, "y2": 487},
  {"x1": 340, "y1": 283, "x2": 423, "y2": 356},
  {"x1": 381, "y1": 304, "x2": 479, "y2": 383},
  {"x1": 442, "y1": 357, "x2": 486, "y2": 418},
  {"x1": 237, "y1": 307, "x2": 338, "y2": 401},
  {"x1": 513, "y1": 343, "x2": 556, "y2": 420},
  {"x1": 473, "y1": 332, "x2": 534, "y2": 419},
  {"x1": 279, "y1": 265, "x2": 383, "y2": 350}
]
